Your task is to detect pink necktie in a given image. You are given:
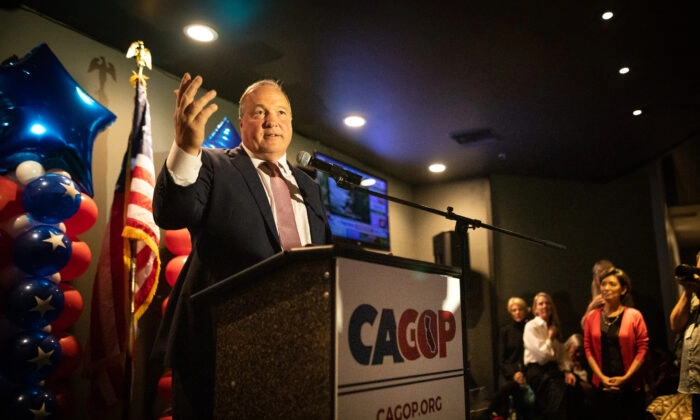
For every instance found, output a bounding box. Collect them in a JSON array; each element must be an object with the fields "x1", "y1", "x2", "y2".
[{"x1": 262, "y1": 162, "x2": 302, "y2": 250}]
